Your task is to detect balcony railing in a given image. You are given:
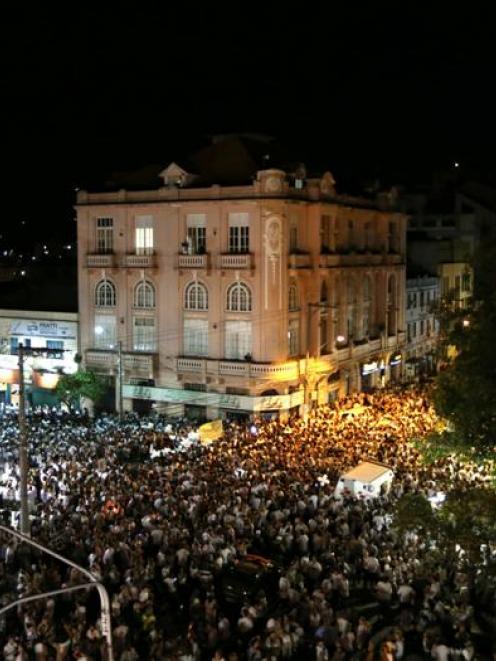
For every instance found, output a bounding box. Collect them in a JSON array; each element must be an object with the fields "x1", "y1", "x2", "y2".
[
  {"x1": 86, "y1": 349, "x2": 157, "y2": 378},
  {"x1": 219, "y1": 253, "x2": 252, "y2": 269},
  {"x1": 176, "y1": 357, "x2": 299, "y2": 381},
  {"x1": 86, "y1": 254, "x2": 115, "y2": 268},
  {"x1": 177, "y1": 254, "x2": 210, "y2": 269},
  {"x1": 177, "y1": 357, "x2": 204, "y2": 373},
  {"x1": 122, "y1": 253, "x2": 156, "y2": 268},
  {"x1": 288, "y1": 253, "x2": 312, "y2": 269}
]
